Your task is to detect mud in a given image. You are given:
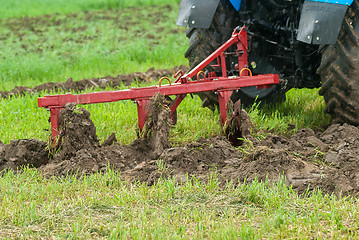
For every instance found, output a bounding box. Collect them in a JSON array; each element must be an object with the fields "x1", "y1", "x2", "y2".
[
  {"x1": 38, "y1": 94, "x2": 172, "y2": 177},
  {"x1": 0, "y1": 139, "x2": 48, "y2": 171},
  {"x1": 2, "y1": 97, "x2": 359, "y2": 196},
  {"x1": 144, "y1": 93, "x2": 172, "y2": 158},
  {"x1": 0, "y1": 66, "x2": 188, "y2": 99},
  {"x1": 54, "y1": 103, "x2": 100, "y2": 160}
]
